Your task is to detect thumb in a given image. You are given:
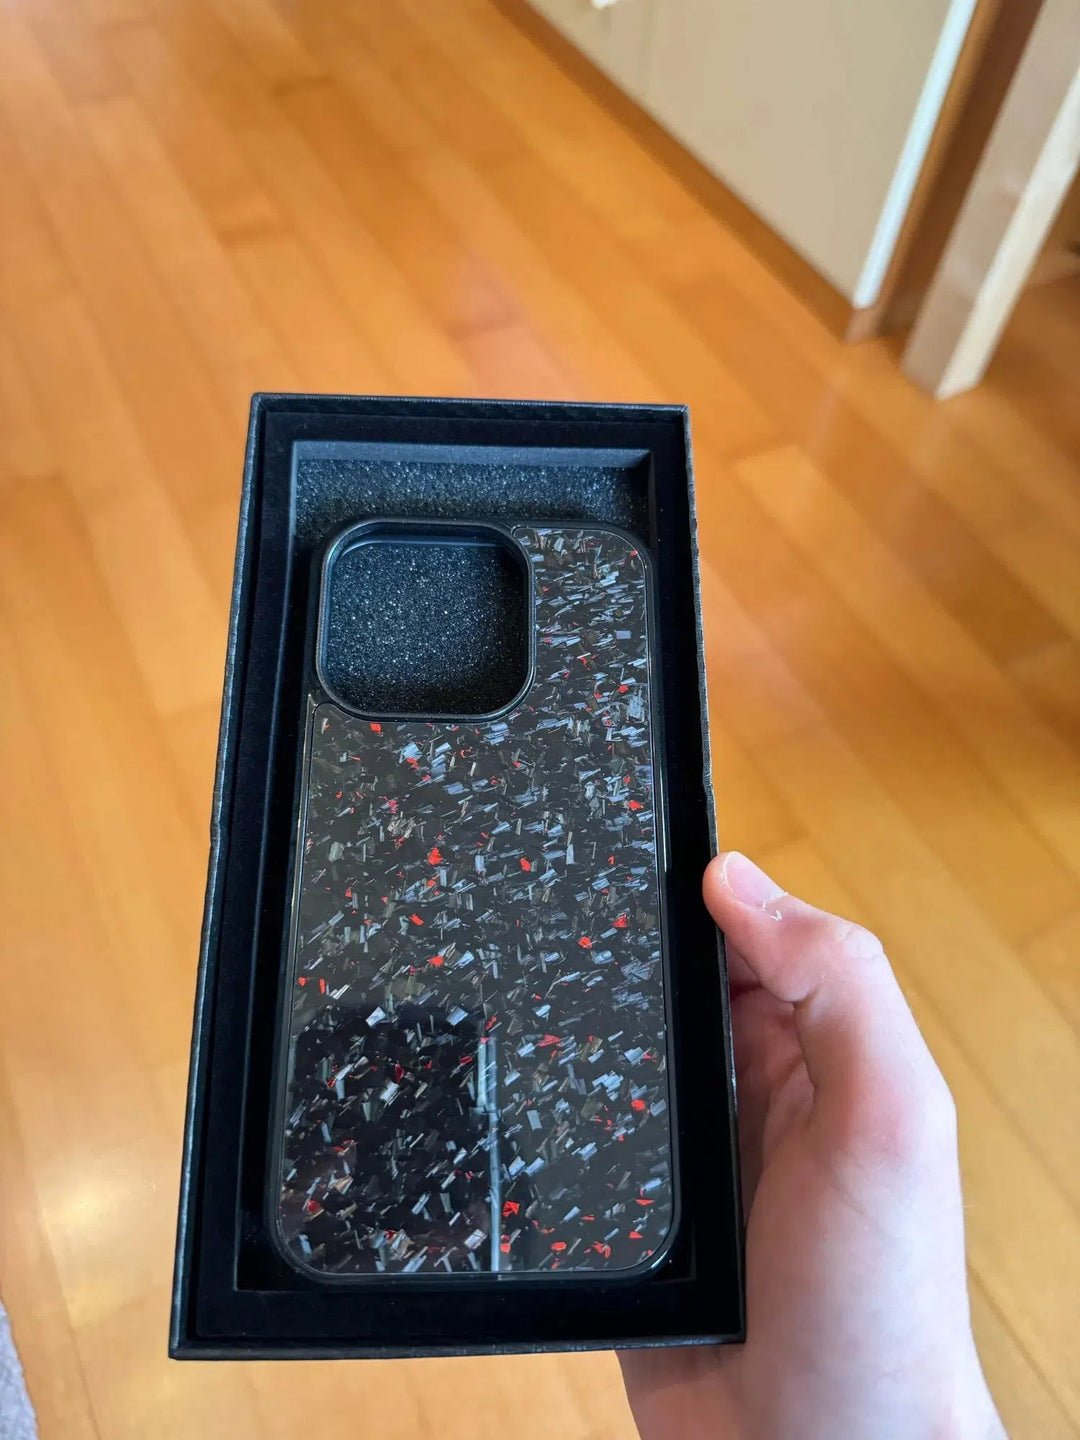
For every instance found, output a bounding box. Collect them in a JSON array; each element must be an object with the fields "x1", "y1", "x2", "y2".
[{"x1": 706, "y1": 853, "x2": 953, "y2": 1161}]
